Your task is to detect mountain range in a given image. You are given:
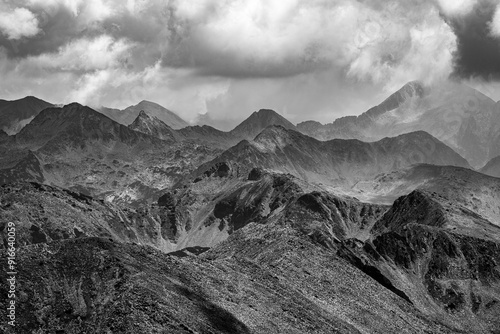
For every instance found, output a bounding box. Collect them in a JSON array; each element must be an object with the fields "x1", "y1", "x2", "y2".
[
  {"x1": 1, "y1": 81, "x2": 500, "y2": 333},
  {"x1": 298, "y1": 81, "x2": 500, "y2": 168},
  {"x1": 197, "y1": 126, "x2": 469, "y2": 188}
]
